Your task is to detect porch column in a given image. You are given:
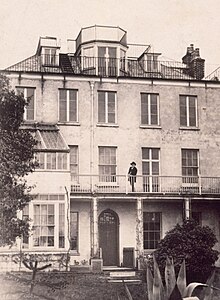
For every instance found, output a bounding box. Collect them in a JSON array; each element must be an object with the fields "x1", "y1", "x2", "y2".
[
  {"x1": 184, "y1": 197, "x2": 191, "y2": 220},
  {"x1": 92, "y1": 197, "x2": 99, "y2": 256},
  {"x1": 136, "y1": 197, "x2": 144, "y2": 256}
]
